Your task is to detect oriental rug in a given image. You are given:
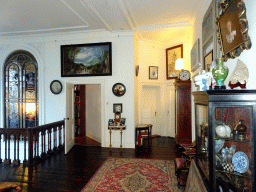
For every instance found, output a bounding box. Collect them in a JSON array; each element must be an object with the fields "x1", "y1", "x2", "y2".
[{"x1": 81, "y1": 158, "x2": 181, "y2": 192}]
